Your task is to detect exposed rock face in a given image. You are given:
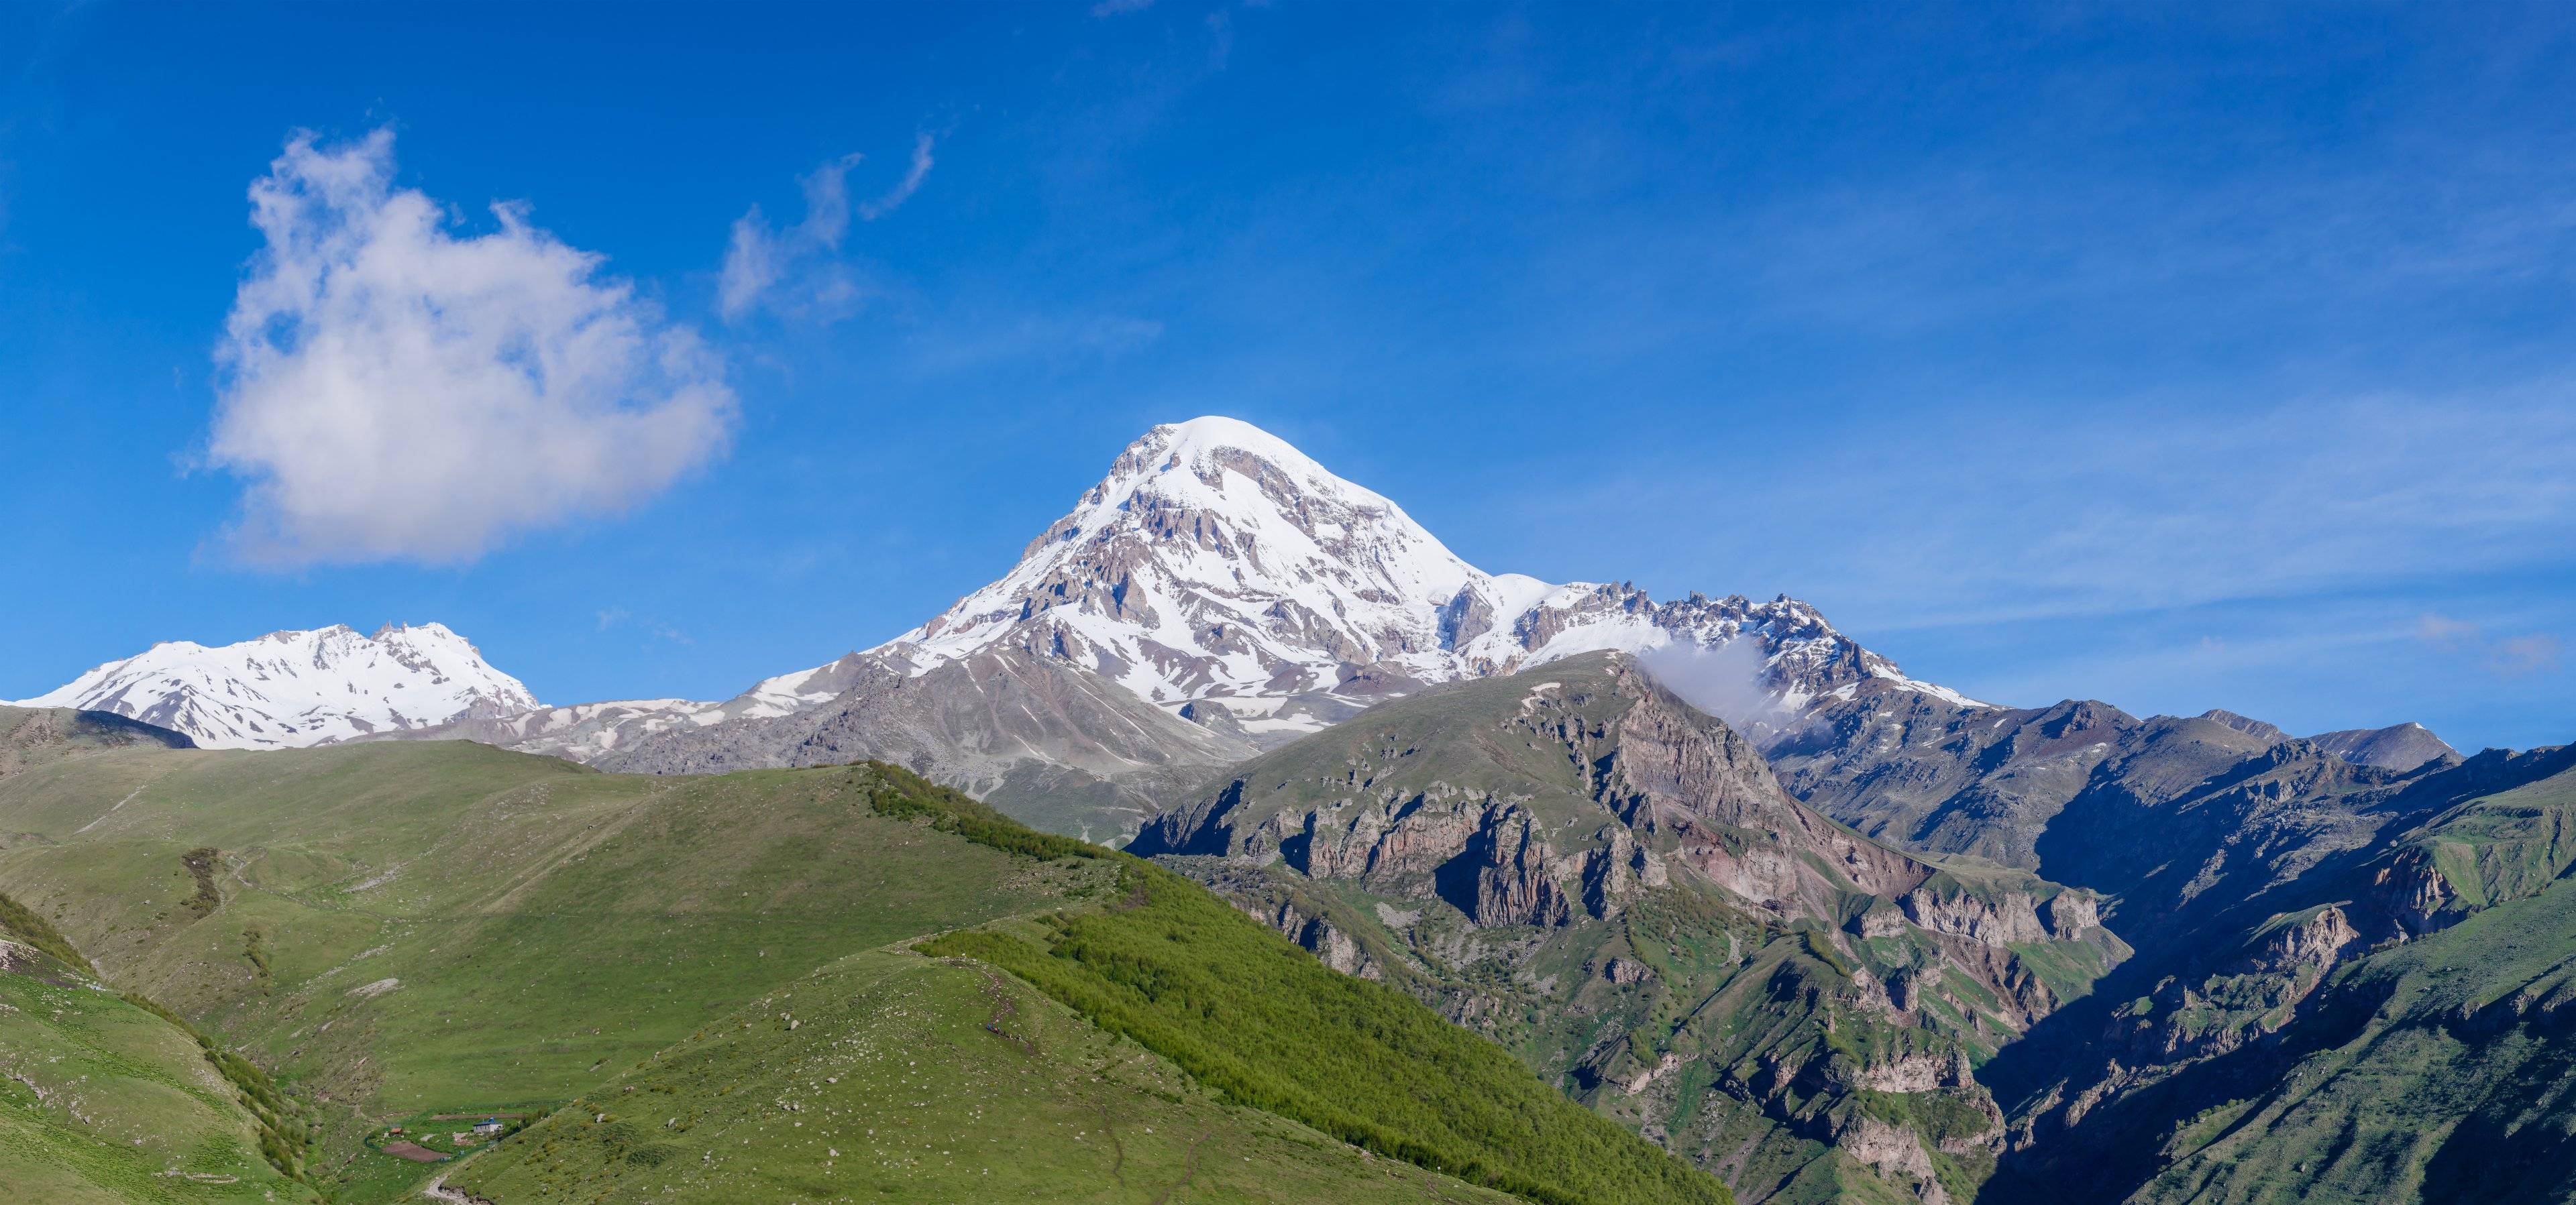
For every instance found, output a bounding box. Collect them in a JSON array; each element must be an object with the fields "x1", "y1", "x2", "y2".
[
  {"x1": 1765, "y1": 696, "x2": 2274, "y2": 874},
  {"x1": 2370, "y1": 849, "x2": 2455, "y2": 935},
  {"x1": 1766, "y1": 692, "x2": 2486, "y2": 969},
  {"x1": 1846, "y1": 1048, "x2": 1975, "y2": 1094},
  {"x1": 1138, "y1": 654, "x2": 1955, "y2": 932},
  {"x1": 1145, "y1": 652, "x2": 2126, "y2": 1204},
  {"x1": 1251, "y1": 898, "x2": 1382, "y2": 980},
  {"x1": 2039, "y1": 891, "x2": 2100, "y2": 937},
  {"x1": 2112, "y1": 905, "x2": 2365, "y2": 1065},
  {"x1": 1900, "y1": 886, "x2": 2052, "y2": 945},
  {"x1": 2247, "y1": 905, "x2": 2362, "y2": 974},
  {"x1": 1832, "y1": 1114, "x2": 1952, "y2": 1205},
  {"x1": 1603, "y1": 956, "x2": 1654, "y2": 985}
]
